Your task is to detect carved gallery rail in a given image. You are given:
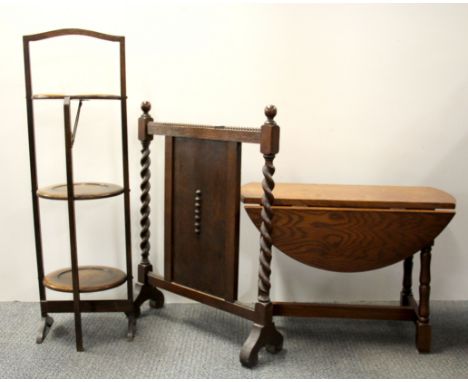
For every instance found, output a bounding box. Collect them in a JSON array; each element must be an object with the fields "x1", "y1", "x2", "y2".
[{"x1": 133, "y1": 102, "x2": 456, "y2": 367}]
